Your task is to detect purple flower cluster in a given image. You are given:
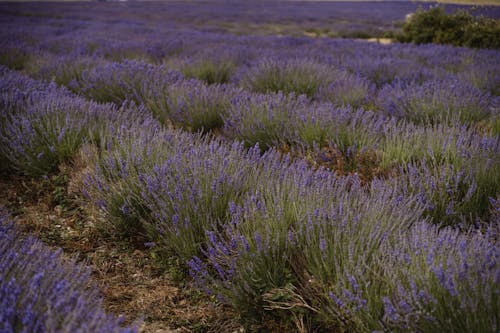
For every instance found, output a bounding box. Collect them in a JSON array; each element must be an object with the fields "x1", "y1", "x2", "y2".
[
  {"x1": 74, "y1": 60, "x2": 177, "y2": 104},
  {"x1": 0, "y1": 69, "x2": 90, "y2": 176},
  {"x1": 241, "y1": 58, "x2": 334, "y2": 97},
  {"x1": 0, "y1": 68, "x2": 155, "y2": 176},
  {"x1": 188, "y1": 168, "x2": 425, "y2": 329},
  {"x1": 224, "y1": 91, "x2": 311, "y2": 150},
  {"x1": 28, "y1": 53, "x2": 103, "y2": 88},
  {"x1": 146, "y1": 79, "x2": 242, "y2": 132},
  {"x1": 0, "y1": 210, "x2": 138, "y2": 333},
  {"x1": 382, "y1": 222, "x2": 499, "y2": 332},
  {"x1": 376, "y1": 77, "x2": 497, "y2": 125}
]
